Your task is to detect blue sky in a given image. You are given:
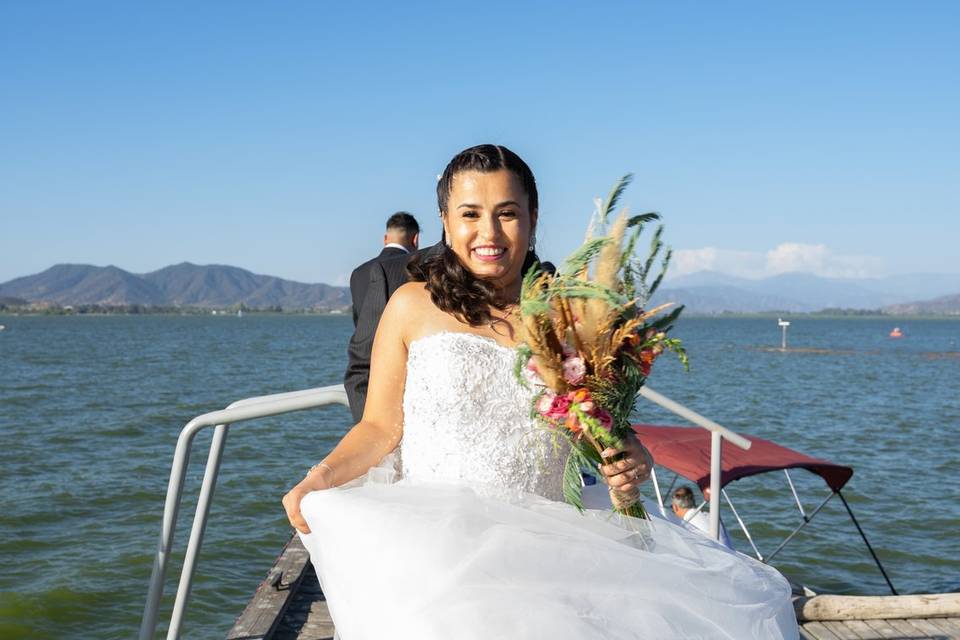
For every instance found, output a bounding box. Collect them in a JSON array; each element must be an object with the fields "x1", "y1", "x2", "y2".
[{"x1": 1, "y1": 2, "x2": 957, "y2": 285}]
